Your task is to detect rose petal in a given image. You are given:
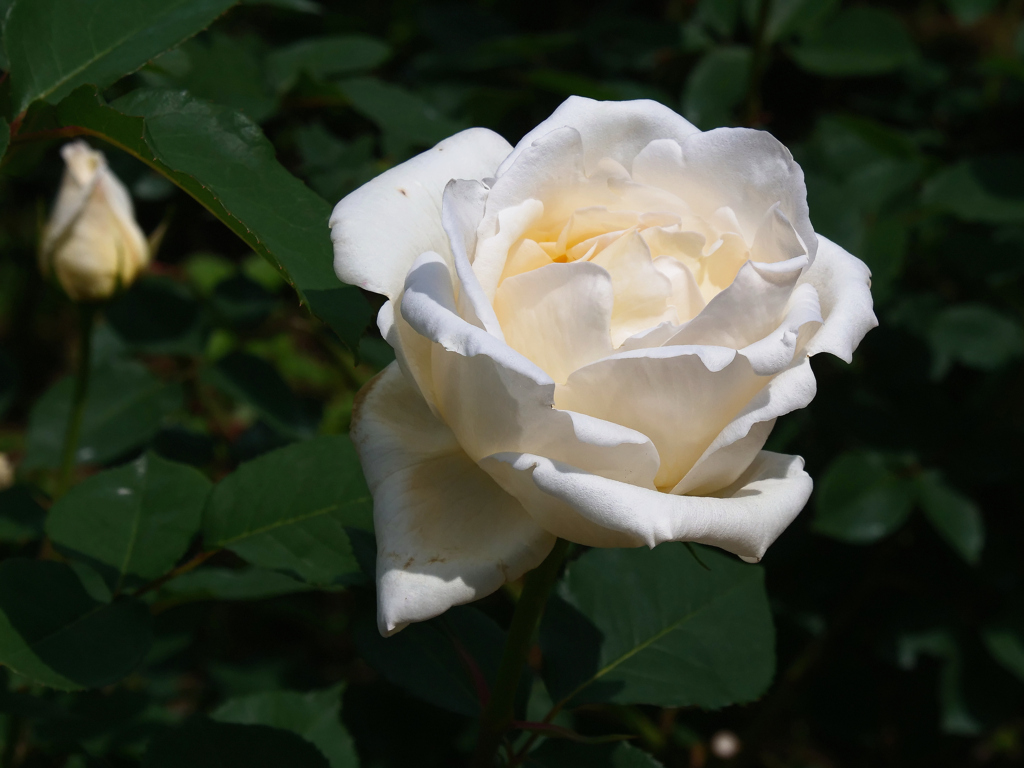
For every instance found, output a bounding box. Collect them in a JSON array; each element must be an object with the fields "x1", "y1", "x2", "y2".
[
  {"x1": 352, "y1": 363, "x2": 555, "y2": 636},
  {"x1": 555, "y1": 346, "x2": 765, "y2": 490},
  {"x1": 401, "y1": 252, "x2": 660, "y2": 483},
  {"x1": 330, "y1": 128, "x2": 512, "y2": 300},
  {"x1": 589, "y1": 229, "x2": 678, "y2": 346},
  {"x1": 493, "y1": 261, "x2": 614, "y2": 384},
  {"x1": 441, "y1": 179, "x2": 506, "y2": 338},
  {"x1": 672, "y1": 356, "x2": 817, "y2": 495},
  {"x1": 801, "y1": 235, "x2": 879, "y2": 362},
  {"x1": 481, "y1": 450, "x2": 812, "y2": 559},
  {"x1": 663, "y1": 258, "x2": 820, "y2": 375},
  {"x1": 632, "y1": 130, "x2": 815, "y2": 262},
  {"x1": 496, "y1": 96, "x2": 701, "y2": 177}
]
